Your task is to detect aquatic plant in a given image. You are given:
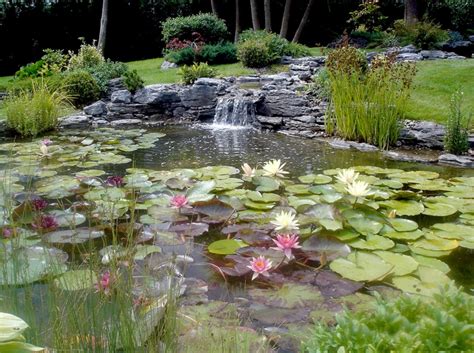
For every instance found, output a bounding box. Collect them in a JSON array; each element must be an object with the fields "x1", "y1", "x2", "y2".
[
  {"x1": 345, "y1": 180, "x2": 372, "y2": 198},
  {"x1": 262, "y1": 159, "x2": 289, "y2": 178},
  {"x1": 248, "y1": 256, "x2": 273, "y2": 280},
  {"x1": 444, "y1": 89, "x2": 471, "y2": 155},
  {"x1": 0, "y1": 312, "x2": 44, "y2": 352},
  {"x1": 170, "y1": 195, "x2": 191, "y2": 209},
  {"x1": 272, "y1": 234, "x2": 301, "y2": 260},
  {"x1": 271, "y1": 211, "x2": 300, "y2": 232}
]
